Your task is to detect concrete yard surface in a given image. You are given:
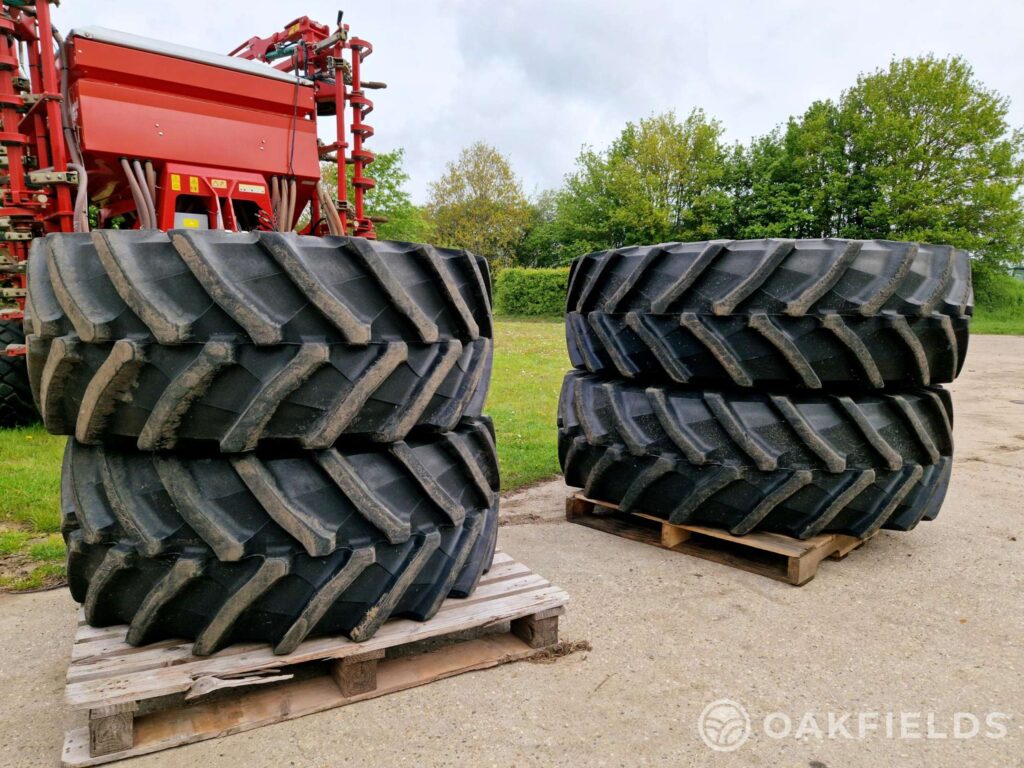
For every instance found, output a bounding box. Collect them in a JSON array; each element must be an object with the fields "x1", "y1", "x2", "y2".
[{"x1": 1, "y1": 335, "x2": 1022, "y2": 767}]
